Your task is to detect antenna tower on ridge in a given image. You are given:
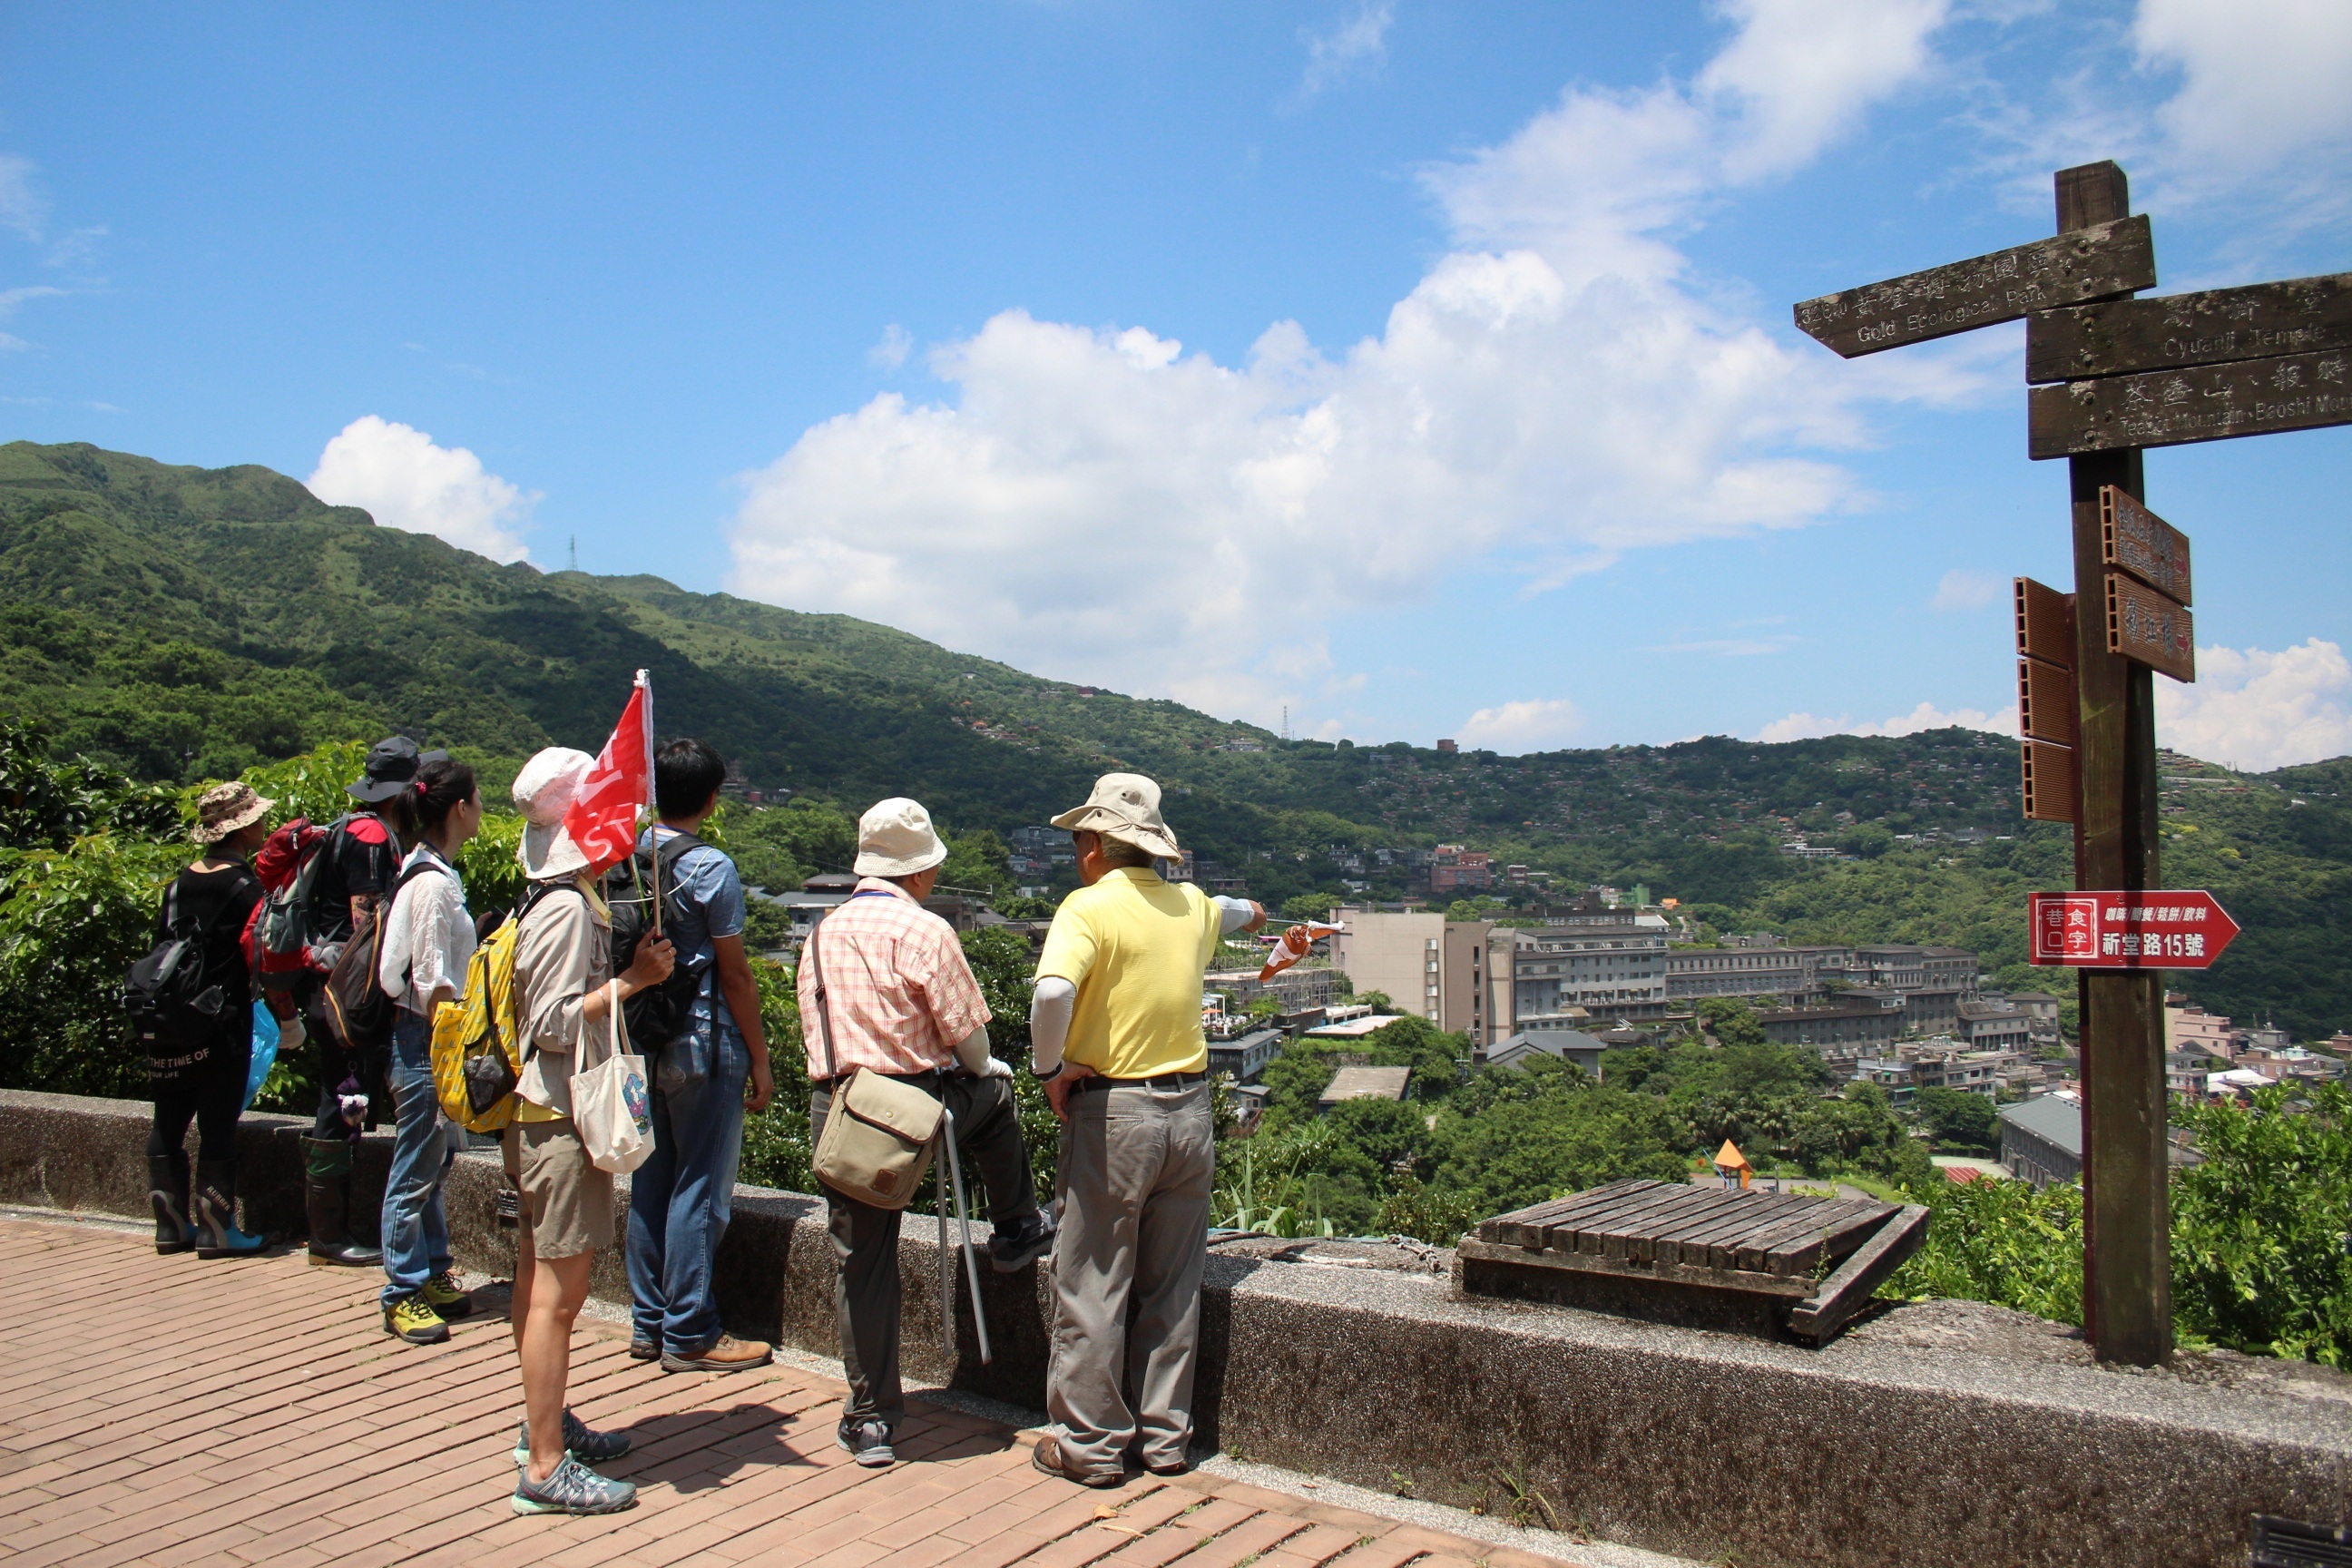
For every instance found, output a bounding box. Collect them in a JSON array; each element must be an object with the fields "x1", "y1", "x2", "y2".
[{"x1": 569, "y1": 535, "x2": 578, "y2": 572}]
